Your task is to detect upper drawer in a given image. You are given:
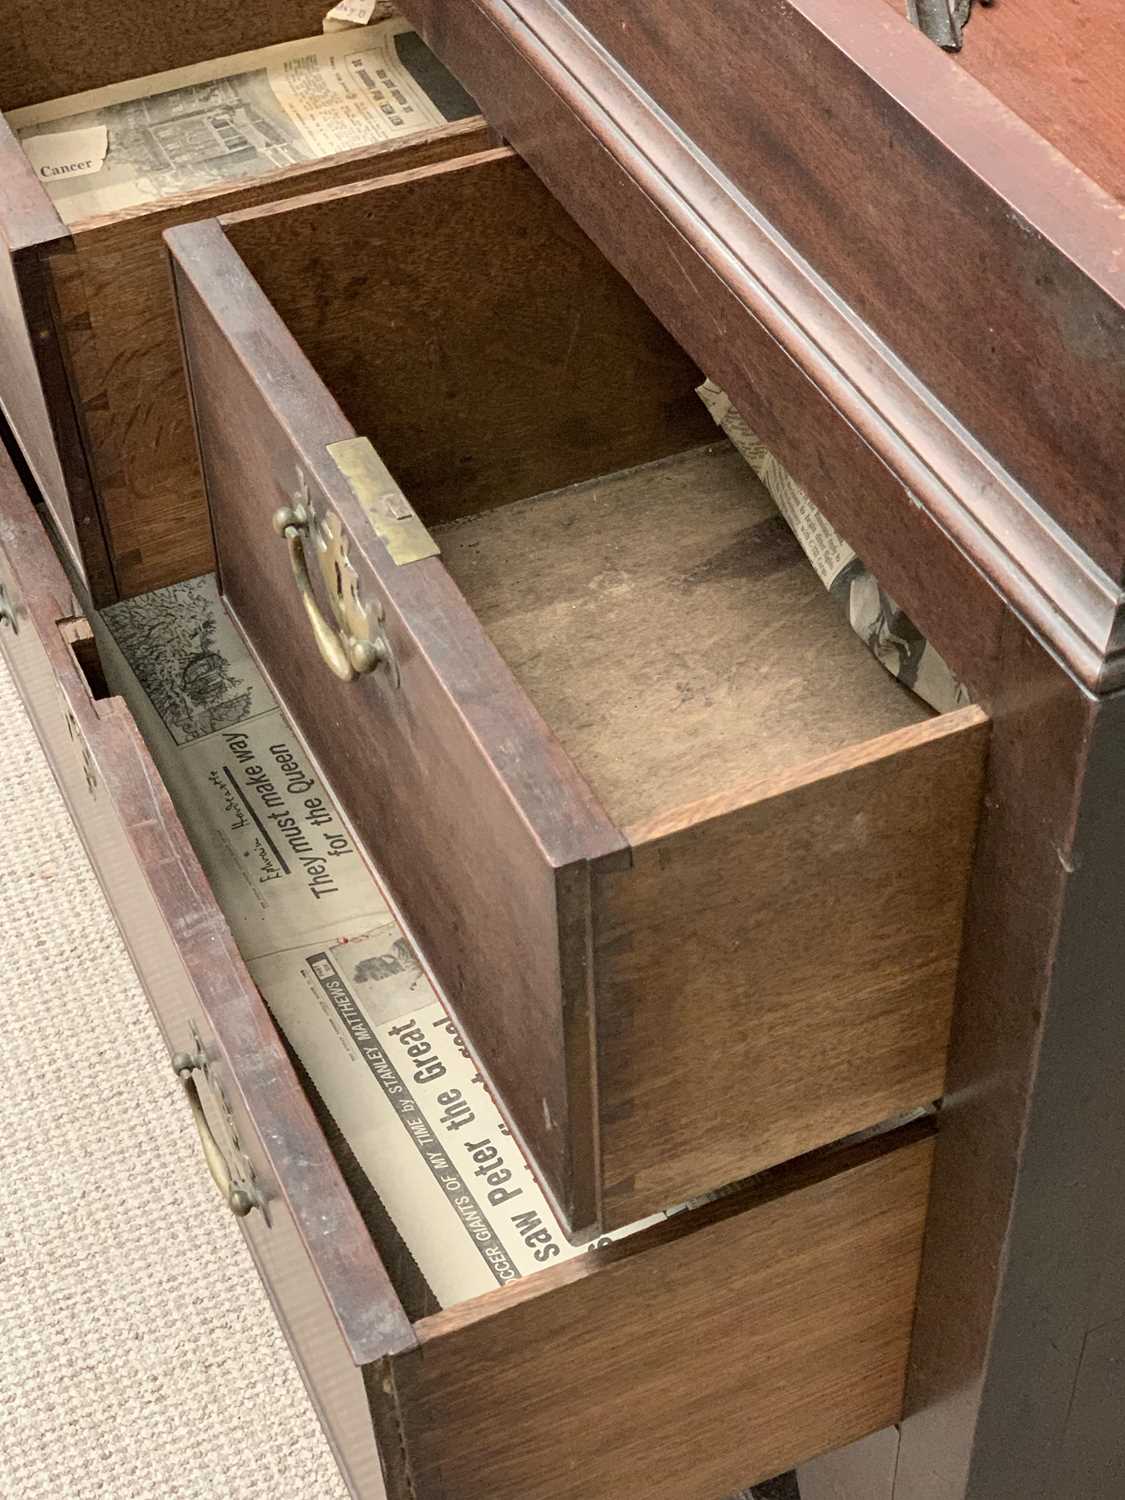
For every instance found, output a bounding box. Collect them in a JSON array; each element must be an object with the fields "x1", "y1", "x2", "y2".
[
  {"x1": 167, "y1": 146, "x2": 989, "y2": 1236},
  {"x1": 0, "y1": 7, "x2": 486, "y2": 604},
  {"x1": 0, "y1": 432, "x2": 937, "y2": 1500}
]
